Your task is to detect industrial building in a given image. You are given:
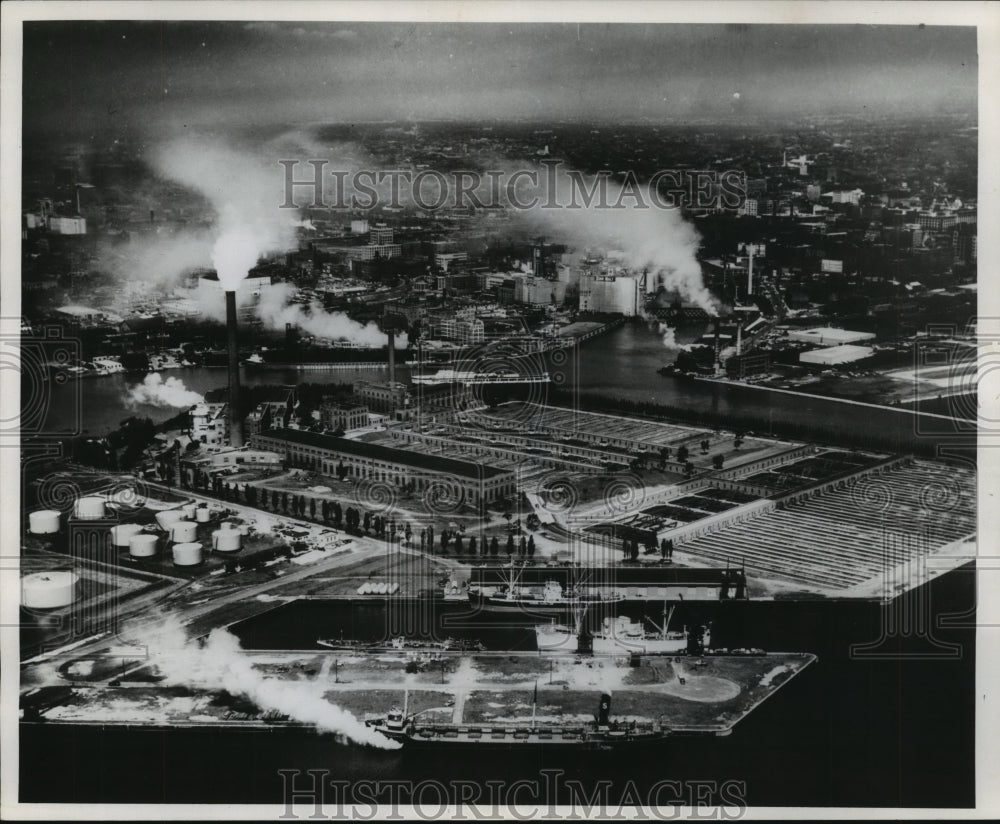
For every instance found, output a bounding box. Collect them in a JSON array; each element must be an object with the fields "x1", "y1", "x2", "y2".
[
  {"x1": 799, "y1": 344, "x2": 874, "y2": 366},
  {"x1": 787, "y1": 326, "x2": 876, "y2": 346},
  {"x1": 578, "y1": 273, "x2": 641, "y2": 316},
  {"x1": 250, "y1": 428, "x2": 517, "y2": 507}
]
